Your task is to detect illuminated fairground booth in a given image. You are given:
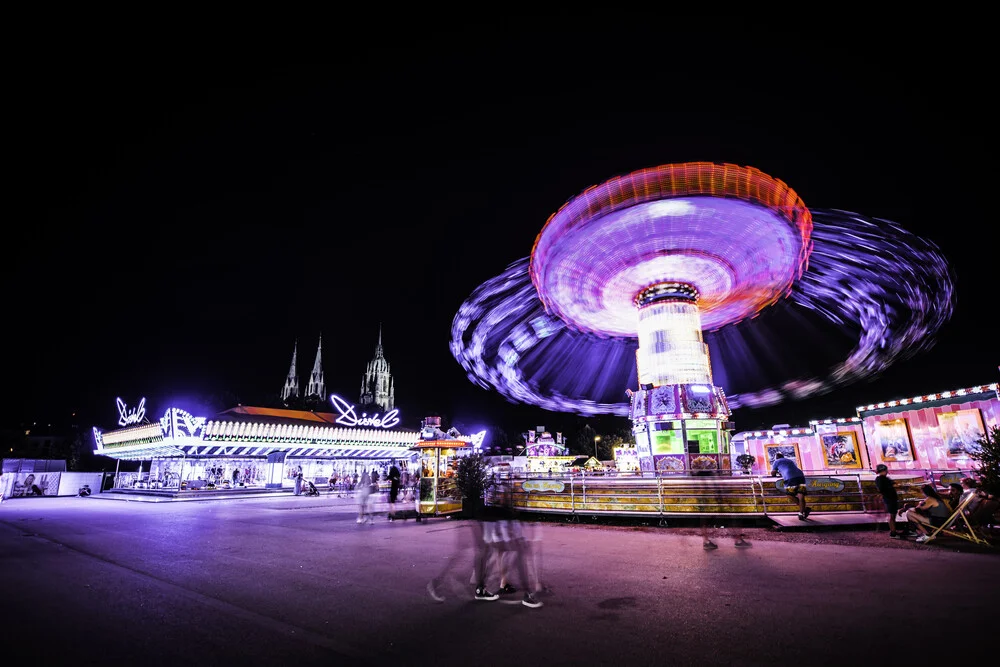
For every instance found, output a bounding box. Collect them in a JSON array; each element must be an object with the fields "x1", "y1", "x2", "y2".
[
  {"x1": 739, "y1": 383, "x2": 999, "y2": 479},
  {"x1": 413, "y1": 416, "x2": 485, "y2": 516},
  {"x1": 93, "y1": 394, "x2": 426, "y2": 493},
  {"x1": 520, "y1": 428, "x2": 575, "y2": 474}
]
